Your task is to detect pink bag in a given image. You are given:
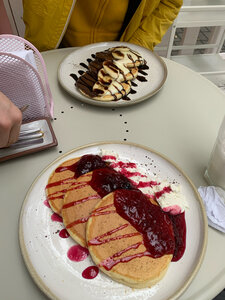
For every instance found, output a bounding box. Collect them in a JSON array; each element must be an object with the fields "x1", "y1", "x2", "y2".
[{"x1": 0, "y1": 34, "x2": 54, "y2": 121}]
